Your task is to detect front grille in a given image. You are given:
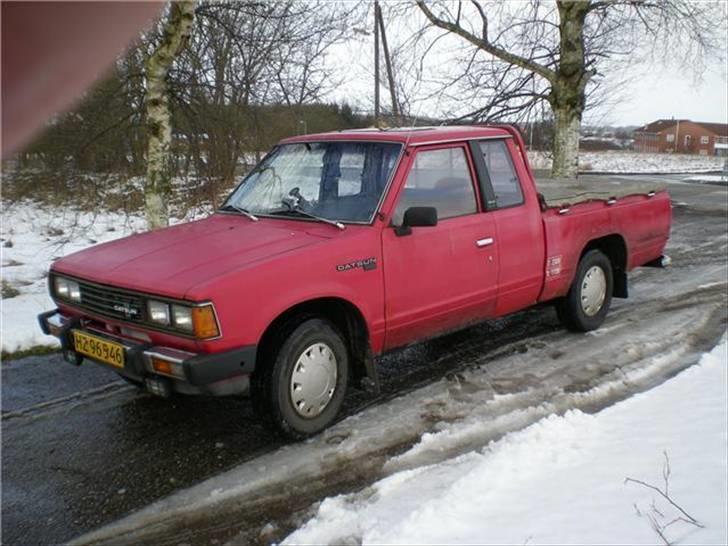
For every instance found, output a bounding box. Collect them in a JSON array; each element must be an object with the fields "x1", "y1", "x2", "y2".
[{"x1": 77, "y1": 281, "x2": 146, "y2": 322}]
